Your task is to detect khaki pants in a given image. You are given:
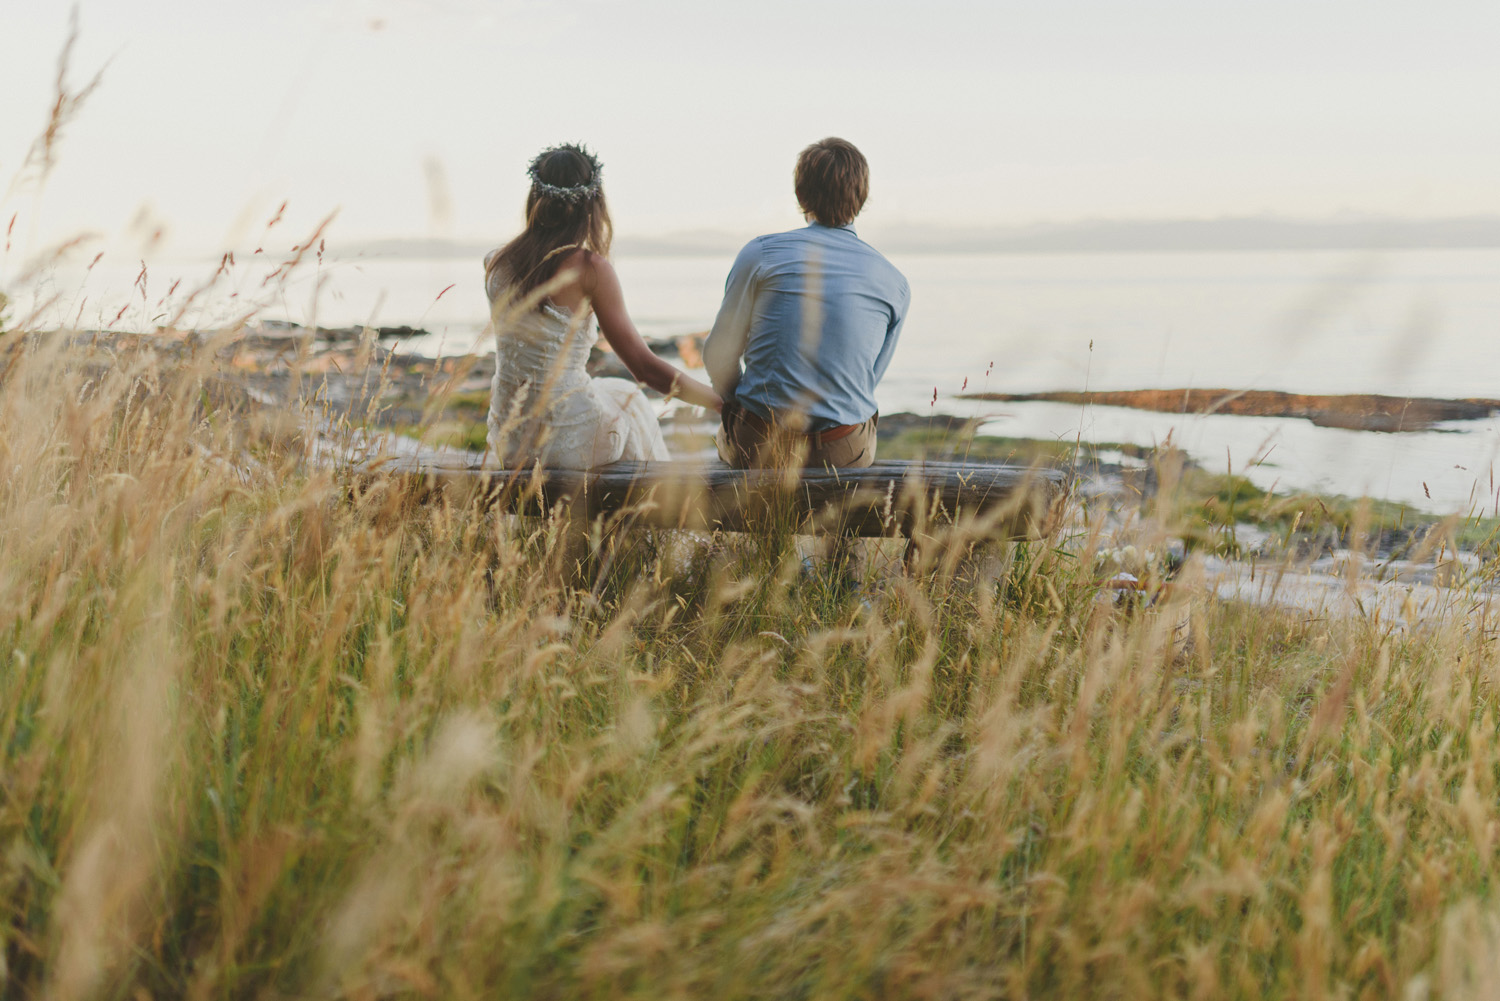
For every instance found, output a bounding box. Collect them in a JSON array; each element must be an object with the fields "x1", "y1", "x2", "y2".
[{"x1": 716, "y1": 403, "x2": 878, "y2": 469}]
